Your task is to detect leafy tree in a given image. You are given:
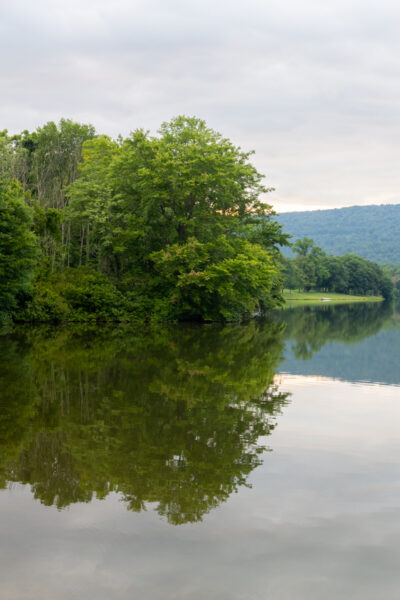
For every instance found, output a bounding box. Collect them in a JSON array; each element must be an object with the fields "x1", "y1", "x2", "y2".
[
  {"x1": 292, "y1": 236, "x2": 315, "y2": 257},
  {"x1": 281, "y1": 257, "x2": 303, "y2": 291},
  {"x1": 0, "y1": 130, "x2": 32, "y2": 189},
  {"x1": 150, "y1": 236, "x2": 281, "y2": 320},
  {"x1": 0, "y1": 179, "x2": 37, "y2": 320},
  {"x1": 31, "y1": 119, "x2": 95, "y2": 210},
  {"x1": 292, "y1": 238, "x2": 329, "y2": 291},
  {"x1": 110, "y1": 117, "x2": 269, "y2": 247},
  {"x1": 29, "y1": 120, "x2": 96, "y2": 269},
  {"x1": 105, "y1": 116, "x2": 287, "y2": 319},
  {"x1": 285, "y1": 237, "x2": 393, "y2": 299},
  {"x1": 66, "y1": 136, "x2": 117, "y2": 269}
]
